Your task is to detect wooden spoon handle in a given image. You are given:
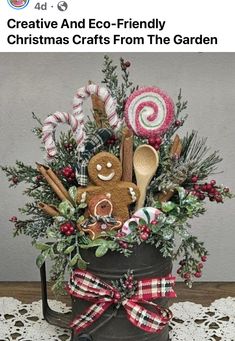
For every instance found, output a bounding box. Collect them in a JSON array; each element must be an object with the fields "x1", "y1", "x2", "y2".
[{"x1": 136, "y1": 186, "x2": 147, "y2": 210}]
